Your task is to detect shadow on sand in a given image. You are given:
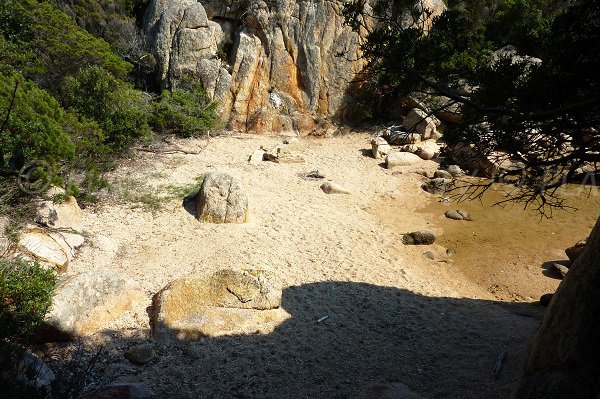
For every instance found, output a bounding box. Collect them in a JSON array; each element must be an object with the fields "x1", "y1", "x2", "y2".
[{"x1": 42, "y1": 281, "x2": 545, "y2": 399}]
